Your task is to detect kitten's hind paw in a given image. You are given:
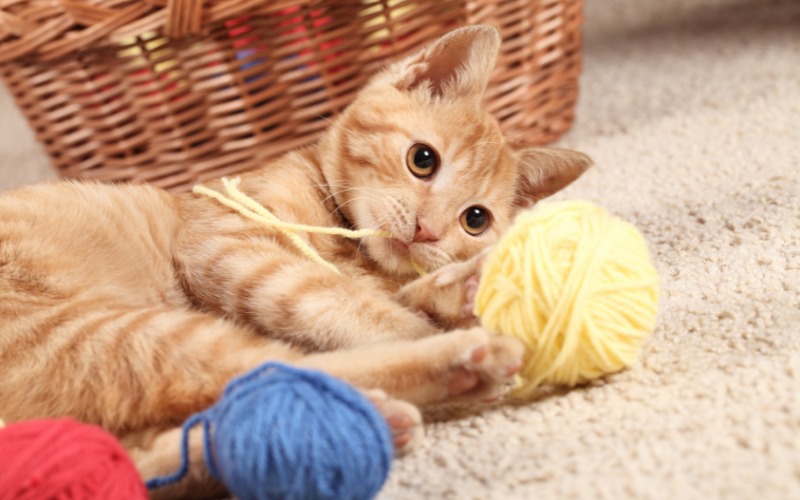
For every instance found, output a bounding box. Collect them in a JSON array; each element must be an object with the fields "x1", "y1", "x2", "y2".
[{"x1": 362, "y1": 389, "x2": 424, "y2": 455}]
